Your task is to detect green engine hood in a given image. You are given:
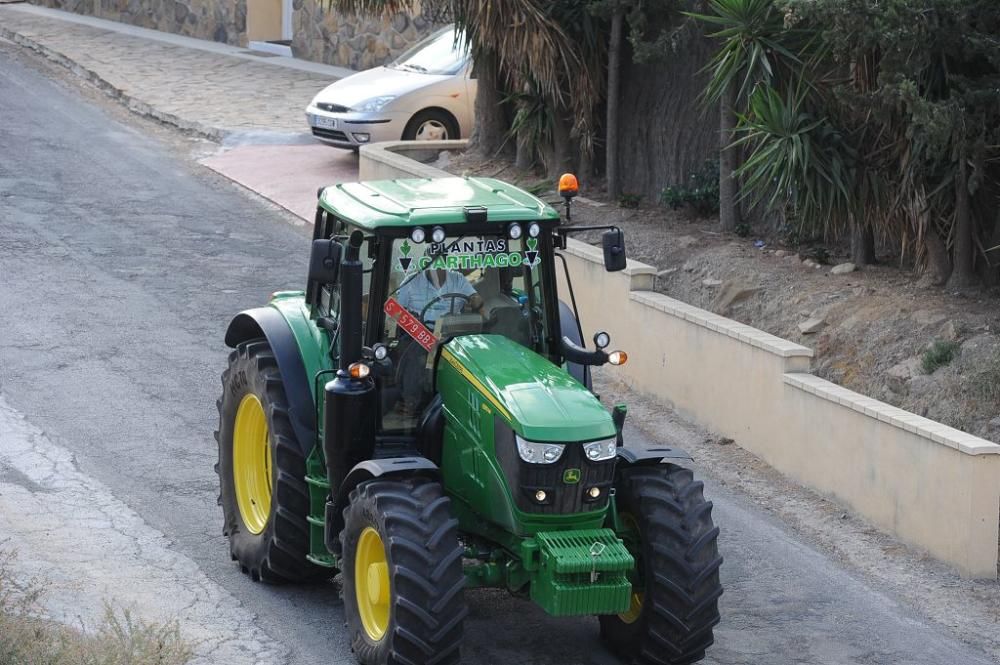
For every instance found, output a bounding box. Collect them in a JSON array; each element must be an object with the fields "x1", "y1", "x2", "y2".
[{"x1": 439, "y1": 335, "x2": 617, "y2": 443}]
